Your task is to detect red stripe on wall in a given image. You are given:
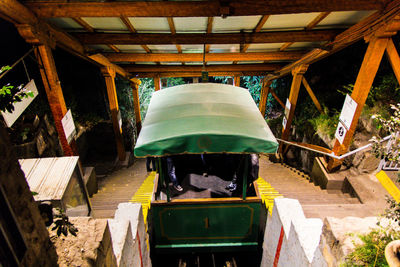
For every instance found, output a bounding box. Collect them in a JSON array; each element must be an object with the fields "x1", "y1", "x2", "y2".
[
  {"x1": 136, "y1": 231, "x2": 144, "y2": 267},
  {"x1": 273, "y1": 226, "x2": 285, "y2": 267}
]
